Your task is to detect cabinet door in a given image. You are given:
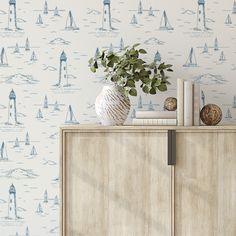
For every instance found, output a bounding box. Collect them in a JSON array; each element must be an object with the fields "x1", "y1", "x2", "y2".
[
  {"x1": 175, "y1": 132, "x2": 236, "y2": 236},
  {"x1": 62, "y1": 130, "x2": 172, "y2": 236}
]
